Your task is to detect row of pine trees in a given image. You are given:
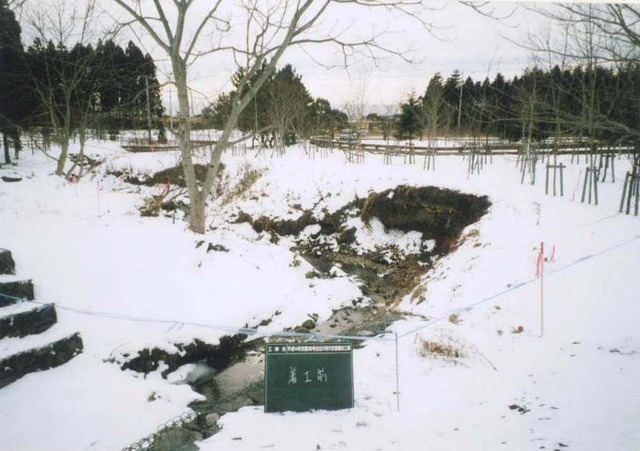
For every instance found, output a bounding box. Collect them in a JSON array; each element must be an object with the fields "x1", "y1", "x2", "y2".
[
  {"x1": 203, "y1": 64, "x2": 348, "y2": 147},
  {"x1": 1, "y1": 0, "x2": 163, "y2": 166},
  {"x1": 396, "y1": 66, "x2": 640, "y2": 144}
]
